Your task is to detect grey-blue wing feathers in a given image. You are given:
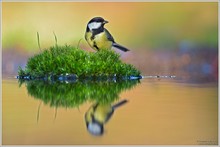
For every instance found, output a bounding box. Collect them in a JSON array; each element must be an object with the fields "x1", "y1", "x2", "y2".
[
  {"x1": 112, "y1": 99, "x2": 128, "y2": 110},
  {"x1": 105, "y1": 28, "x2": 130, "y2": 52},
  {"x1": 105, "y1": 29, "x2": 115, "y2": 42},
  {"x1": 112, "y1": 43, "x2": 130, "y2": 52}
]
